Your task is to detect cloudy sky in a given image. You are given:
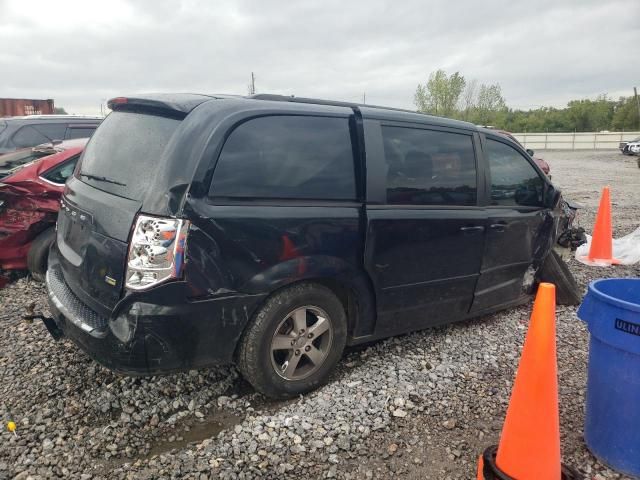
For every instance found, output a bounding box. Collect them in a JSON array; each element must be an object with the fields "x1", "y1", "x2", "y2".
[{"x1": 1, "y1": 0, "x2": 638, "y2": 115}]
